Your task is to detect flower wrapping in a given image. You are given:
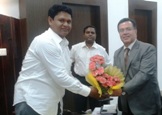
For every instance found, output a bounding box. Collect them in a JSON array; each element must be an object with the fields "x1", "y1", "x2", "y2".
[{"x1": 86, "y1": 55, "x2": 125, "y2": 96}]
